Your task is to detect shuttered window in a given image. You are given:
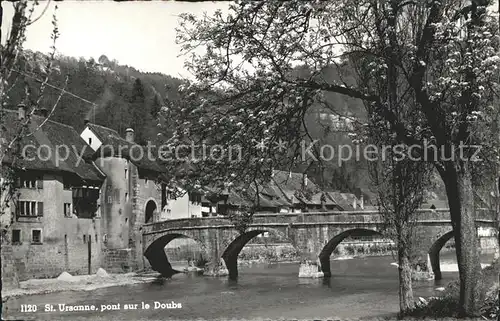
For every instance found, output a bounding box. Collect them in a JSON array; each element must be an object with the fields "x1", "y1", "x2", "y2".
[
  {"x1": 37, "y1": 202, "x2": 43, "y2": 216},
  {"x1": 31, "y1": 230, "x2": 42, "y2": 244},
  {"x1": 17, "y1": 201, "x2": 44, "y2": 217},
  {"x1": 17, "y1": 175, "x2": 43, "y2": 189}
]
